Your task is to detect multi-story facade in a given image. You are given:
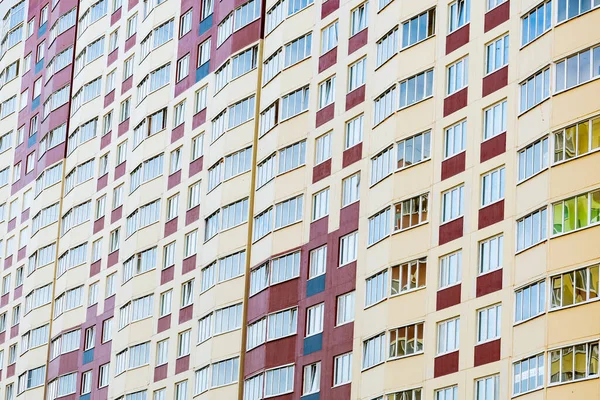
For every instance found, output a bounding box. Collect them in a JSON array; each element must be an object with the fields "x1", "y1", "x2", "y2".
[{"x1": 0, "y1": 0, "x2": 600, "y2": 398}]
